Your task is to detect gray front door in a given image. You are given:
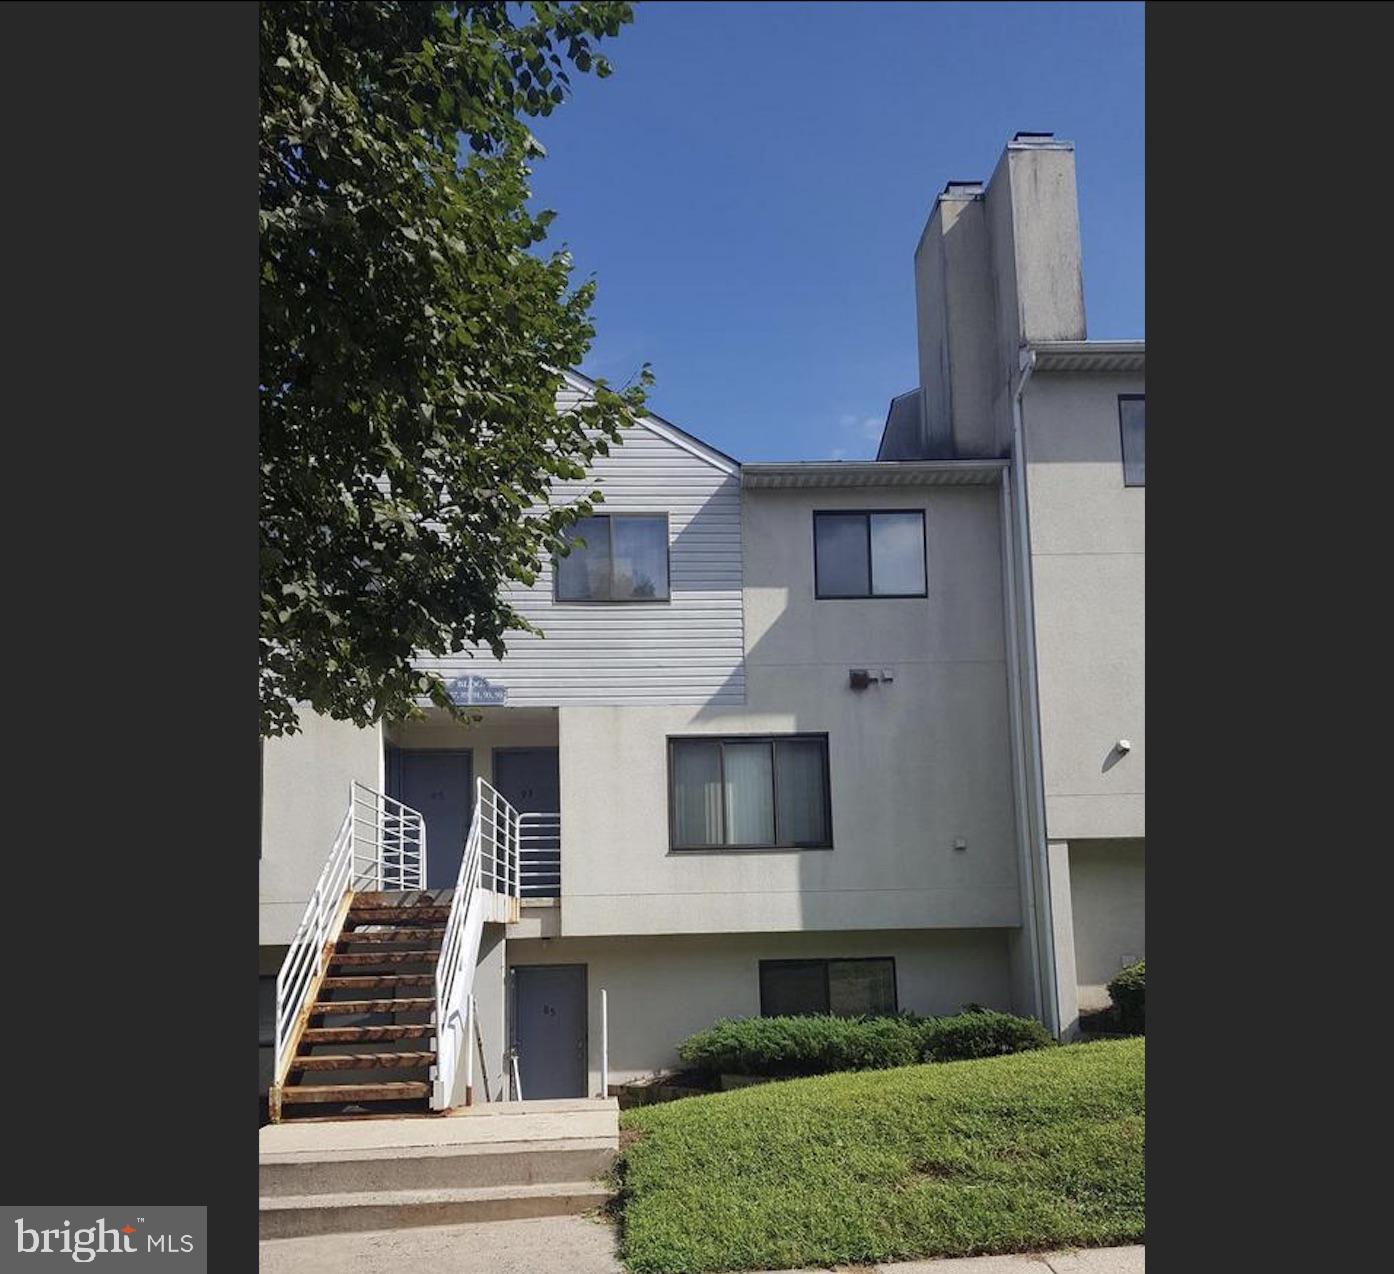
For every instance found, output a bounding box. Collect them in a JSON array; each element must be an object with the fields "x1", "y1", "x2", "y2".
[
  {"x1": 493, "y1": 748, "x2": 561, "y2": 898},
  {"x1": 388, "y1": 749, "x2": 472, "y2": 890},
  {"x1": 513, "y1": 964, "x2": 587, "y2": 1099},
  {"x1": 492, "y1": 747, "x2": 560, "y2": 813}
]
